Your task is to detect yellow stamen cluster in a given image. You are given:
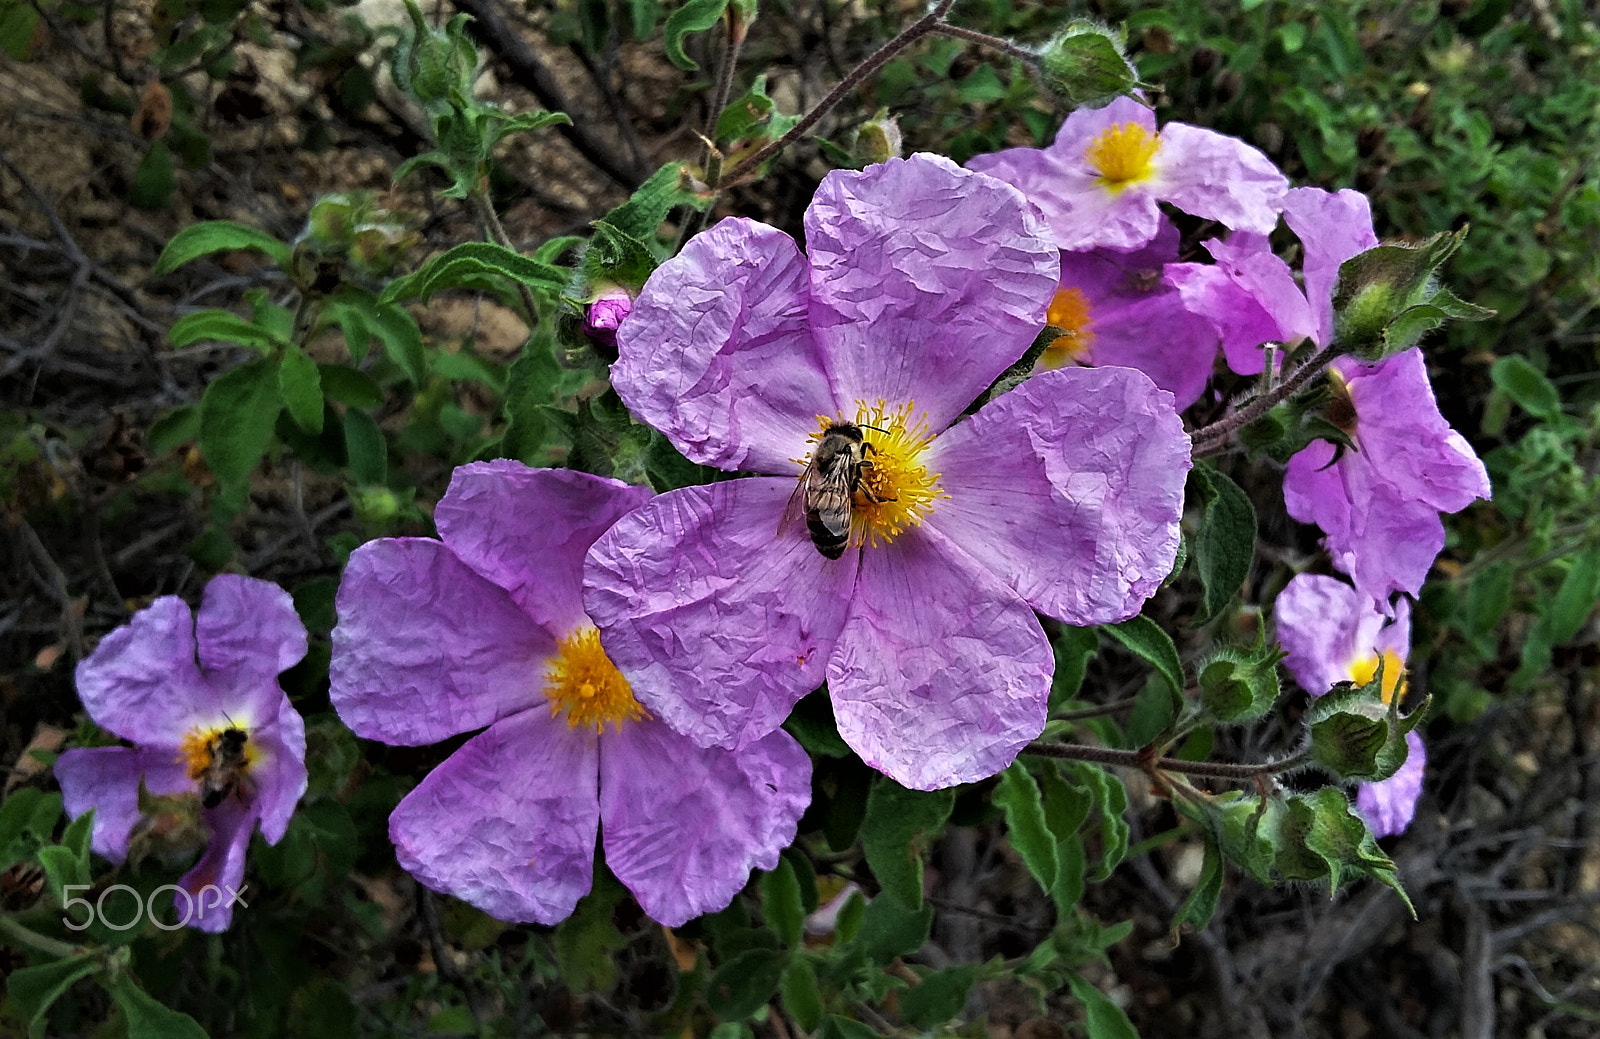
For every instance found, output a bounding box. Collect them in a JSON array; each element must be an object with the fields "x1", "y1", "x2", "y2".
[
  {"x1": 852, "y1": 400, "x2": 946, "y2": 548},
  {"x1": 176, "y1": 725, "x2": 255, "y2": 780},
  {"x1": 1085, "y1": 121, "x2": 1160, "y2": 188},
  {"x1": 1349, "y1": 650, "x2": 1408, "y2": 706},
  {"x1": 545, "y1": 626, "x2": 646, "y2": 732},
  {"x1": 1041, "y1": 287, "x2": 1097, "y2": 370}
]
